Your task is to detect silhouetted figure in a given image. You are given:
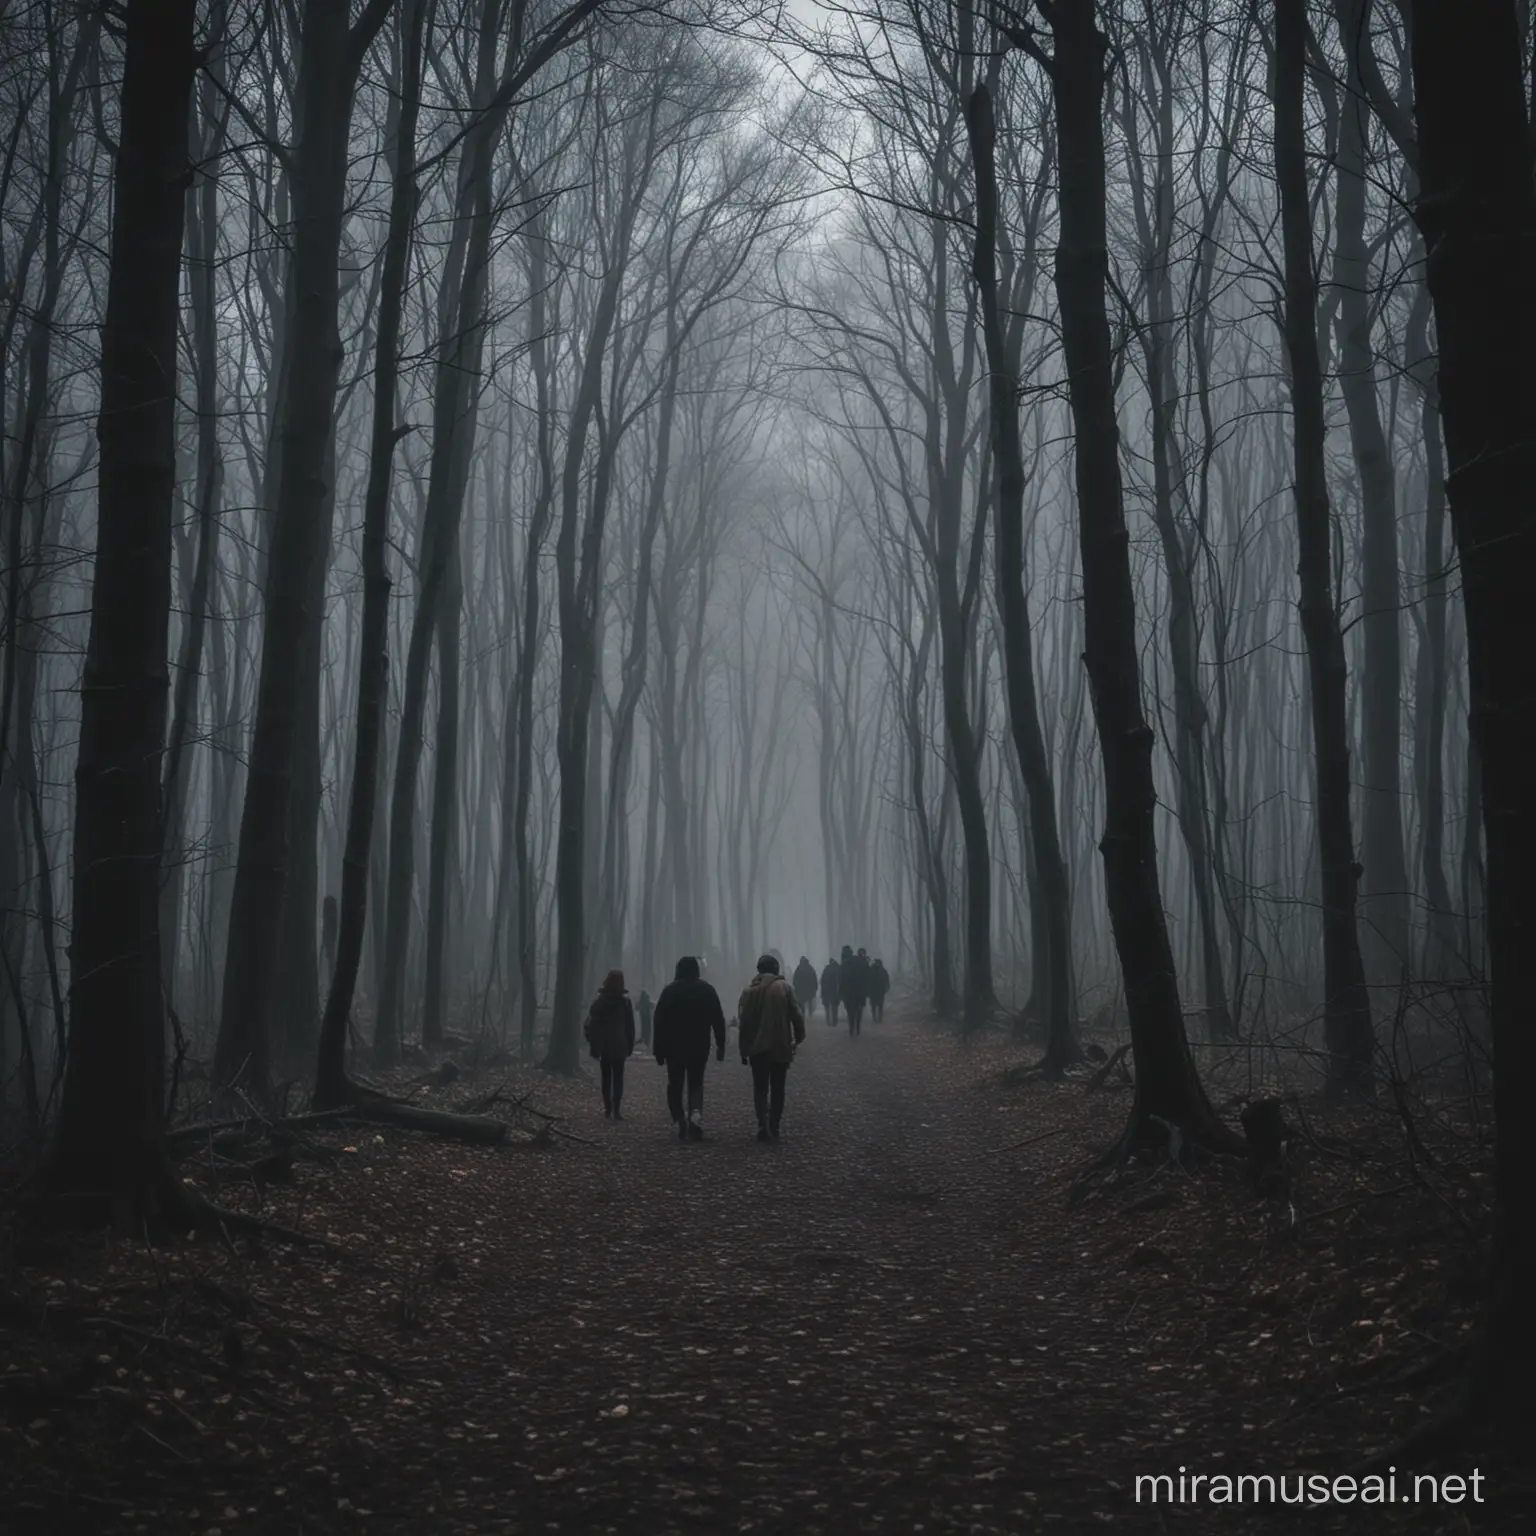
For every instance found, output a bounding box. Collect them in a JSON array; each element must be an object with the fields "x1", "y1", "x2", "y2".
[
  {"x1": 582, "y1": 970, "x2": 636, "y2": 1119},
  {"x1": 821, "y1": 957, "x2": 841, "y2": 1027},
  {"x1": 652, "y1": 955, "x2": 726, "y2": 1141},
  {"x1": 842, "y1": 947, "x2": 870, "y2": 1036},
  {"x1": 868, "y1": 958, "x2": 890, "y2": 1022},
  {"x1": 738, "y1": 953, "x2": 806, "y2": 1141},
  {"x1": 637, "y1": 988, "x2": 654, "y2": 1048},
  {"x1": 793, "y1": 955, "x2": 818, "y2": 1017}
]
